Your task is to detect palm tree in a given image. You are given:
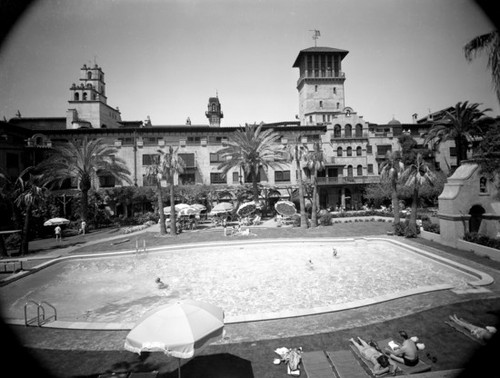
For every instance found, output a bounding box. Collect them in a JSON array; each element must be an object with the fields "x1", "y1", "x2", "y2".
[
  {"x1": 379, "y1": 151, "x2": 404, "y2": 224},
  {"x1": 0, "y1": 167, "x2": 48, "y2": 255},
  {"x1": 283, "y1": 134, "x2": 309, "y2": 228},
  {"x1": 464, "y1": 31, "x2": 500, "y2": 103},
  {"x1": 146, "y1": 146, "x2": 185, "y2": 235},
  {"x1": 41, "y1": 138, "x2": 132, "y2": 223},
  {"x1": 423, "y1": 101, "x2": 492, "y2": 167},
  {"x1": 217, "y1": 123, "x2": 284, "y2": 202},
  {"x1": 305, "y1": 141, "x2": 325, "y2": 227},
  {"x1": 400, "y1": 153, "x2": 437, "y2": 234}
]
